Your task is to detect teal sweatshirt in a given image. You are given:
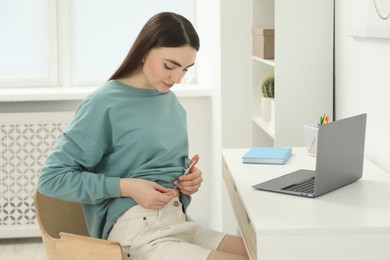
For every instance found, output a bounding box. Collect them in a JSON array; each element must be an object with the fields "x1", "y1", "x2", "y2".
[{"x1": 38, "y1": 80, "x2": 191, "y2": 239}]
